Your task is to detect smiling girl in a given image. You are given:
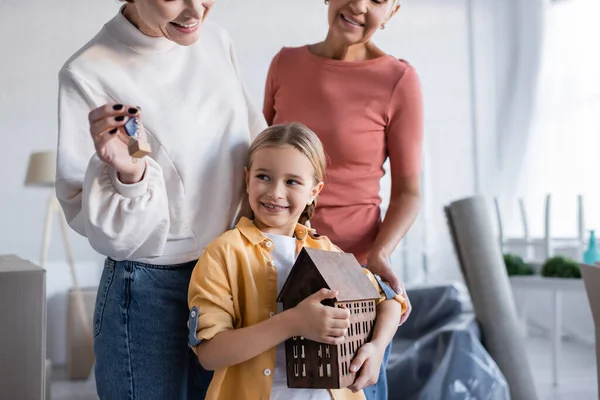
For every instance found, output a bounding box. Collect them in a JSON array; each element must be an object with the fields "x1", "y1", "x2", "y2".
[{"x1": 187, "y1": 123, "x2": 408, "y2": 400}]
